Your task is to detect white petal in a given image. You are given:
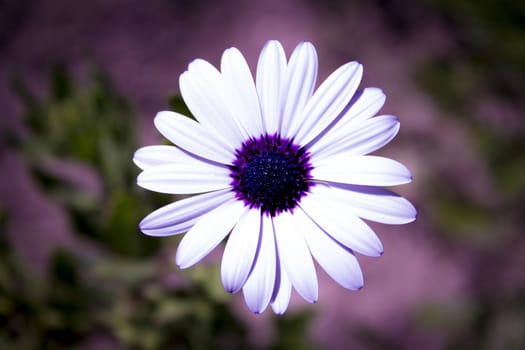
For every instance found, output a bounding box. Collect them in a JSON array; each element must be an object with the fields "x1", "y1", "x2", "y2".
[
  {"x1": 221, "y1": 47, "x2": 264, "y2": 138},
  {"x1": 307, "y1": 88, "x2": 386, "y2": 154},
  {"x1": 308, "y1": 183, "x2": 416, "y2": 225},
  {"x1": 176, "y1": 199, "x2": 247, "y2": 269},
  {"x1": 139, "y1": 189, "x2": 234, "y2": 236},
  {"x1": 300, "y1": 191, "x2": 384, "y2": 257},
  {"x1": 273, "y1": 211, "x2": 318, "y2": 303},
  {"x1": 299, "y1": 207, "x2": 364, "y2": 290},
  {"x1": 310, "y1": 115, "x2": 400, "y2": 162},
  {"x1": 242, "y1": 215, "x2": 276, "y2": 313},
  {"x1": 308, "y1": 88, "x2": 386, "y2": 152},
  {"x1": 256, "y1": 40, "x2": 287, "y2": 135},
  {"x1": 293, "y1": 62, "x2": 363, "y2": 146},
  {"x1": 180, "y1": 60, "x2": 245, "y2": 148},
  {"x1": 311, "y1": 155, "x2": 412, "y2": 187},
  {"x1": 340, "y1": 87, "x2": 386, "y2": 125},
  {"x1": 154, "y1": 111, "x2": 234, "y2": 164},
  {"x1": 137, "y1": 162, "x2": 231, "y2": 194},
  {"x1": 270, "y1": 261, "x2": 292, "y2": 315},
  {"x1": 221, "y1": 208, "x2": 261, "y2": 293},
  {"x1": 133, "y1": 145, "x2": 193, "y2": 170},
  {"x1": 279, "y1": 42, "x2": 318, "y2": 138}
]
